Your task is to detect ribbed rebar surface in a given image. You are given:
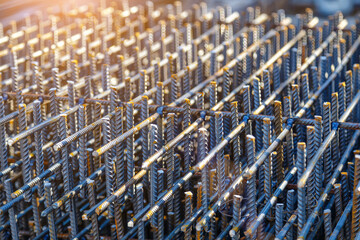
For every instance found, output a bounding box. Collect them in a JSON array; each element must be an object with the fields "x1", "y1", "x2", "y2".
[{"x1": 2, "y1": 0, "x2": 360, "y2": 239}]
